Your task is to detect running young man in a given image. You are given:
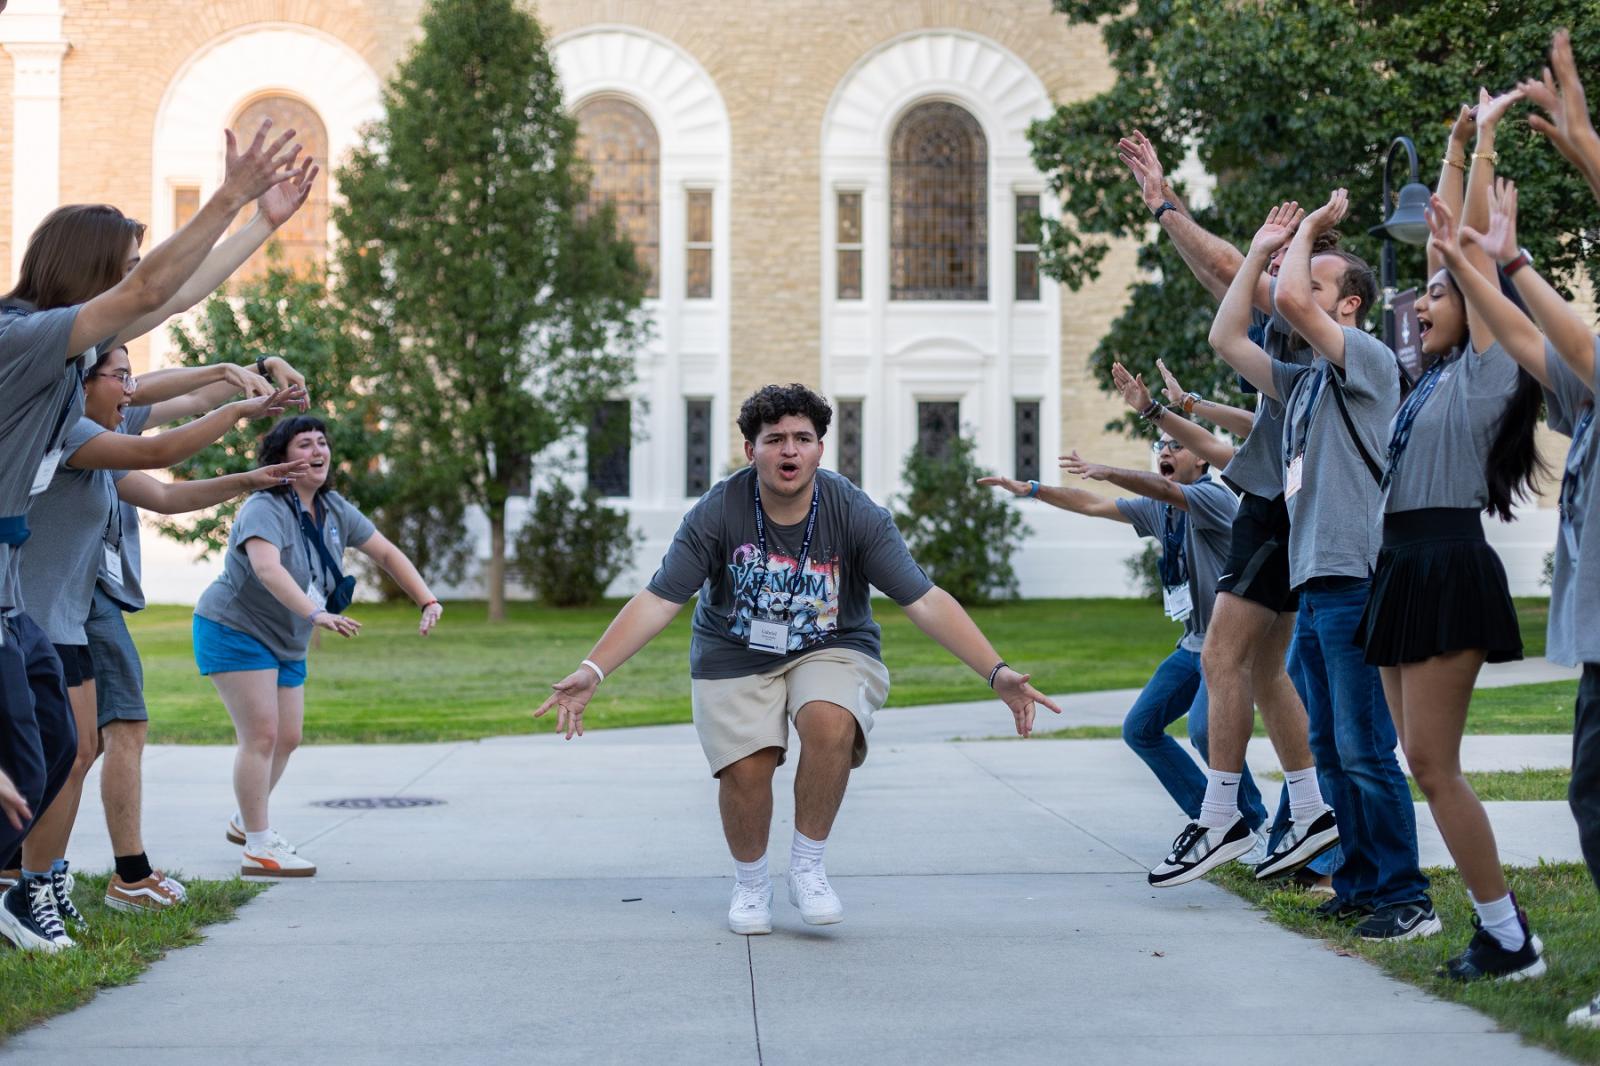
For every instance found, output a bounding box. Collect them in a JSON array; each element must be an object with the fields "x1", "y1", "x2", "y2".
[
  {"x1": 537, "y1": 383, "x2": 1060, "y2": 935},
  {"x1": 1209, "y1": 195, "x2": 1433, "y2": 941},
  {"x1": 1118, "y1": 133, "x2": 1339, "y2": 887}
]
